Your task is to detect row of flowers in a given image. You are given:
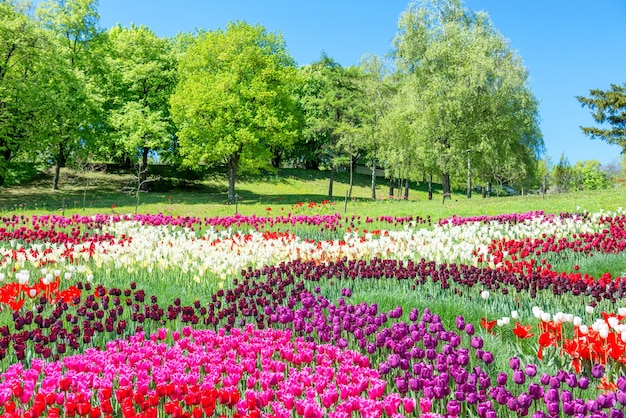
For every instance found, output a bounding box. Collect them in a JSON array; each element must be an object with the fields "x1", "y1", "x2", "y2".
[
  {"x1": 1, "y1": 210, "x2": 624, "y2": 287},
  {"x1": 1, "y1": 277, "x2": 626, "y2": 417}
]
